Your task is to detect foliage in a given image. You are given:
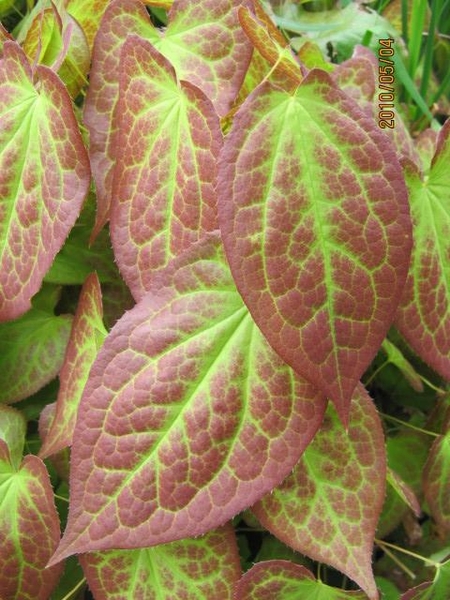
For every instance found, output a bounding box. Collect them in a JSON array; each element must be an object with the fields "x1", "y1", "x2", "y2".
[{"x1": 0, "y1": 0, "x2": 449, "y2": 598}]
